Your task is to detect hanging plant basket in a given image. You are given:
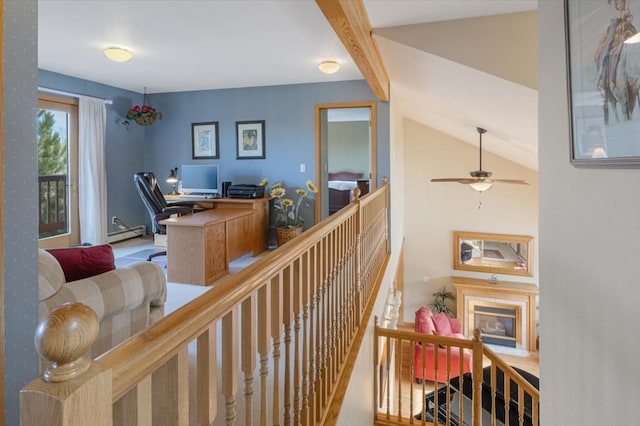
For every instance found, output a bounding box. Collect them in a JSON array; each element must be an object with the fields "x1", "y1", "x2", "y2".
[{"x1": 125, "y1": 88, "x2": 163, "y2": 127}]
